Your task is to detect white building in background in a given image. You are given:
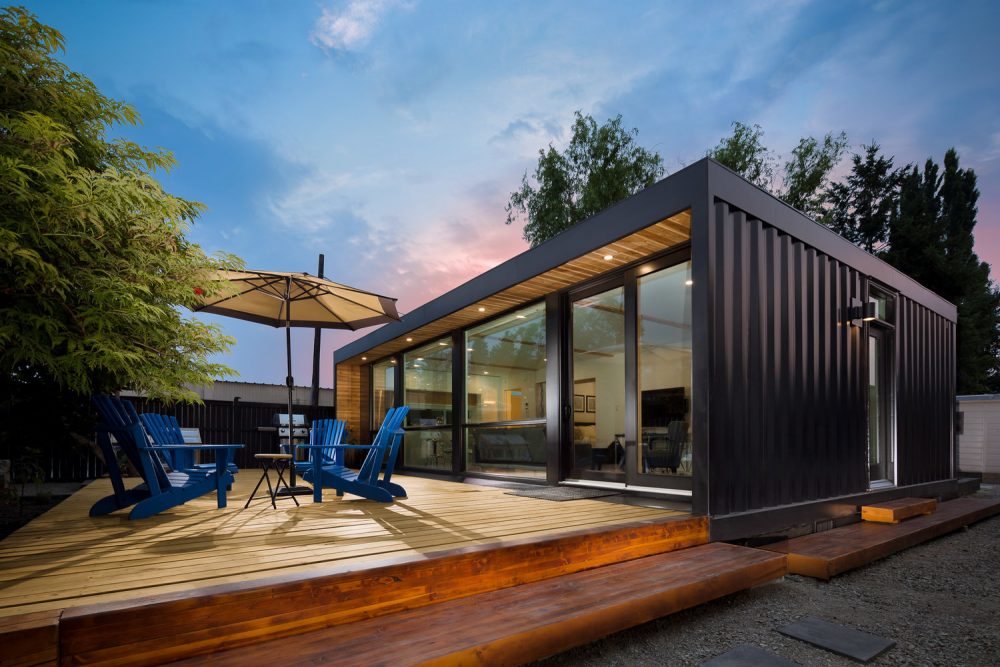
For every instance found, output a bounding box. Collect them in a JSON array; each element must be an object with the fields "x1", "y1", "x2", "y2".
[{"x1": 957, "y1": 394, "x2": 1000, "y2": 482}]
